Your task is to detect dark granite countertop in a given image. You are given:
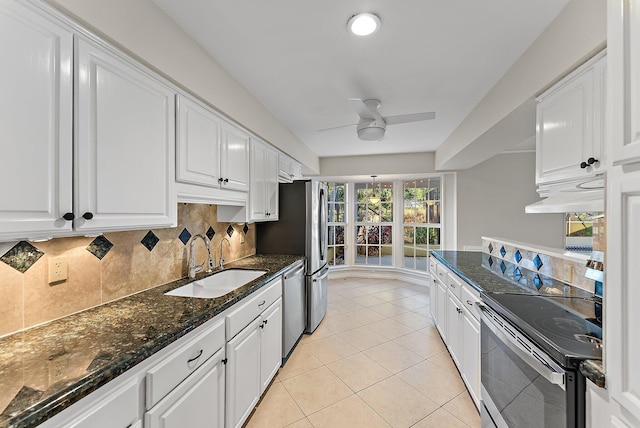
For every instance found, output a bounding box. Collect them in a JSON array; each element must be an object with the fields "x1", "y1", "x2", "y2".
[{"x1": 0, "y1": 254, "x2": 303, "y2": 428}]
